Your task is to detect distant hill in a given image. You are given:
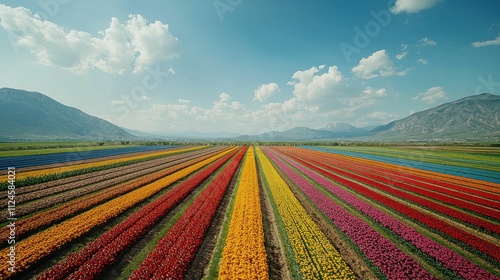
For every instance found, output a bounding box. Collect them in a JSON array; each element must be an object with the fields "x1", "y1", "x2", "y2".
[
  {"x1": 237, "y1": 123, "x2": 371, "y2": 141},
  {"x1": 236, "y1": 93, "x2": 500, "y2": 142},
  {"x1": 368, "y1": 93, "x2": 500, "y2": 140},
  {"x1": 0, "y1": 88, "x2": 136, "y2": 141}
]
